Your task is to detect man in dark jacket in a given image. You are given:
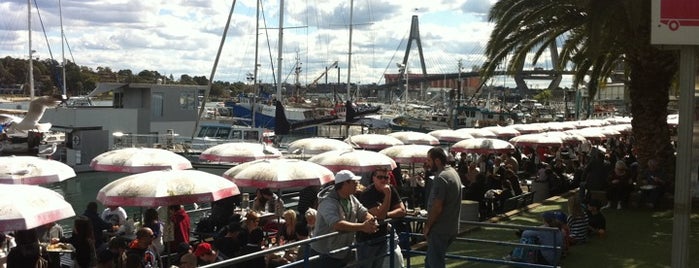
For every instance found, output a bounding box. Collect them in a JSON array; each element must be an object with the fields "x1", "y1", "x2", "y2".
[{"x1": 125, "y1": 227, "x2": 158, "y2": 268}]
